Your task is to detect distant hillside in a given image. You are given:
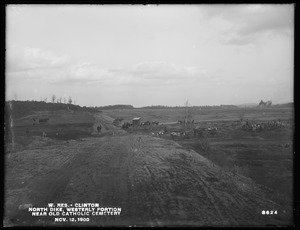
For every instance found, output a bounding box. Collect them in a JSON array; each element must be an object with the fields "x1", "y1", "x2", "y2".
[
  {"x1": 139, "y1": 105, "x2": 238, "y2": 109},
  {"x1": 95, "y1": 104, "x2": 134, "y2": 110},
  {"x1": 236, "y1": 102, "x2": 293, "y2": 109},
  {"x1": 236, "y1": 103, "x2": 257, "y2": 108},
  {"x1": 139, "y1": 105, "x2": 173, "y2": 109},
  {"x1": 219, "y1": 104, "x2": 239, "y2": 109},
  {"x1": 5, "y1": 100, "x2": 99, "y2": 119},
  {"x1": 273, "y1": 102, "x2": 294, "y2": 108}
]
